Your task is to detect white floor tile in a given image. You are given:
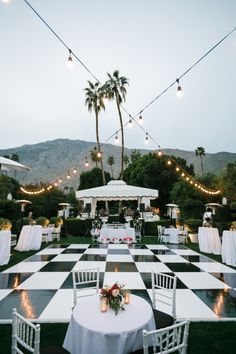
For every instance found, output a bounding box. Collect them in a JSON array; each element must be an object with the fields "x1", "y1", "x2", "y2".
[
  {"x1": 129, "y1": 249, "x2": 153, "y2": 255},
  {"x1": 3, "y1": 262, "x2": 48, "y2": 273},
  {"x1": 108, "y1": 244, "x2": 129, "y2": 249},
  {"x1": 84, "y1": 248, "x2": 108, "y2": 255},
  {"x1": 146, "y1": 245, "x2": 169, "y2": 250},
  {"x1": 51, "y1": 254, "x2": 83, "y2": 262},
  {"x1": 173, "y1": 249, "x2": 201, "y2": 256},
  {"x1": 175, "y1": 289, "x2": 217, "y2": 320},
  {"x1": 67, "y1": 244, "x2": 90, "y2": 249},
  {"x1": 103, "y1": 272, "x2": 145, "y2": 289},
  {"x1": 135, "y1": 262, "x2": 172, "y2": 273},
  {"x1": 106, "y1": 255, "x2": 134, "y2": 262},
  {"x1": 73, "y1": 261, "x2": 106, "y2": 272},
  {"x1": 175, "y1": 272, "x2": 230, "y2": 289},
  {"x1": 37, "y1": 248, "x2": 65, "y2": 255},
  {"x1": 17, "y1": 272, "x2": 69, "y2": 289},
  {"x1": 39, "y1": 289, "x2": 74, "y2": 322},
  {"x1": 0, "y1": 289, "x2": 13, "y2": 301},
  {"x1": 192, "y1": 262, "x2": 236, "y2": 273}
]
